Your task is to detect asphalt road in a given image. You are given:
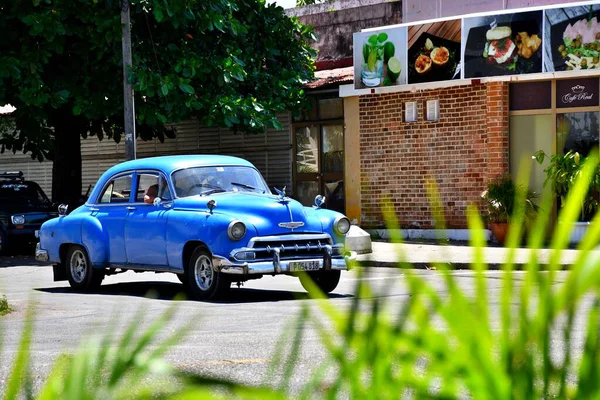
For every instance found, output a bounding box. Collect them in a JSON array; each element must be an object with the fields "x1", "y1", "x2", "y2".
[{"x1": 0, "y1": 258, "x2": 586, "y2": 395}]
